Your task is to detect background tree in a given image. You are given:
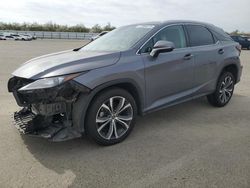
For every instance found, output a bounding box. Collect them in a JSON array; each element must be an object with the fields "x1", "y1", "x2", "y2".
[
  {"x1": 91, "y1": 24, "x2": 102, "y2": 33},
  {"x1": 0, "y1": 22, "x2": 116, "y2": 33},
  {"x1": 103, "y1": 22, "x2": 116, "y2": 31},
  {"x1": 230, "y1": 30, "x2": 239, "y2": 35}
]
